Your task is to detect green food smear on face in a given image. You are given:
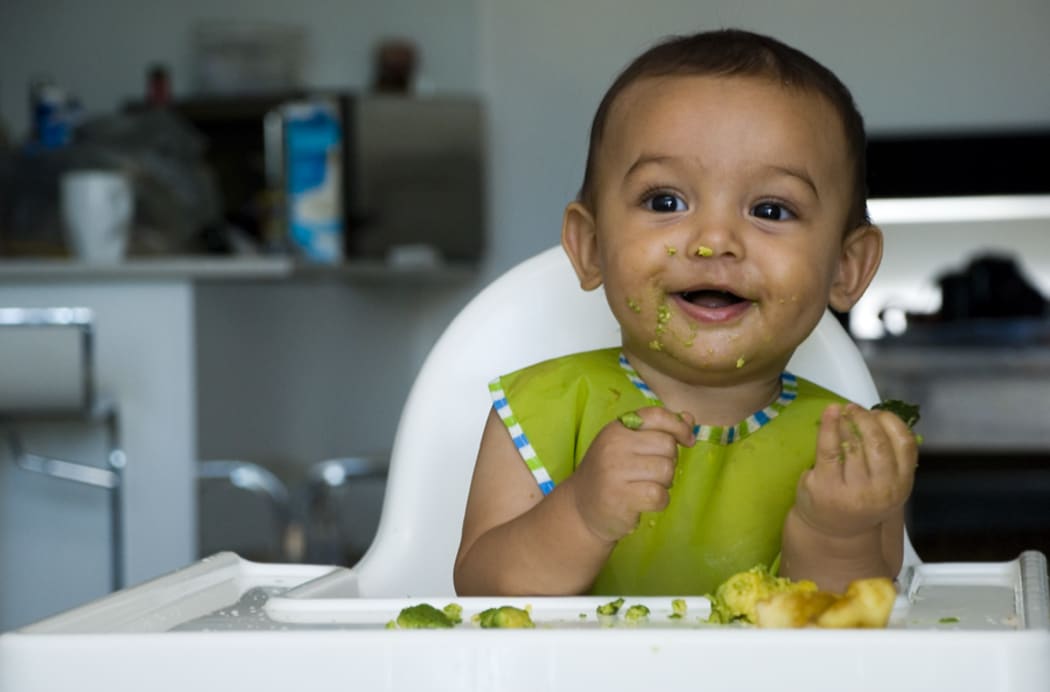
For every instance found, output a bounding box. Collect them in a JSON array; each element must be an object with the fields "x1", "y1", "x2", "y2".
[
  {"x1": 396, "y1": 603, "x2": 455, "y2": 629},
  {"x1": 474, "y1": 605, "x2": 534, "y2": 628},
  {"x1": 656, "y1": 304, "x2": 671, "y2": 324},
  {"x1": 696, "y1": 245, "x2": 713, "y2": 257},
  {"x1": 627, "y1": 298, "x2": 642, "y2": 313},
  {"x1": 666, "y1": 246, "x2": 678, "y2": 256},
  {"x1": 648, "y1": 339, "x2": 663, "y2": 351},
  {"x1": 624, "y1": 604, "x2": 650, "y2": 623},
  {"x1": 619, "y1": 411, "x2": 644, "y2": 430},
  {"x1": 597, "y1": 597, "x2": 625, "y2": 616}
]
